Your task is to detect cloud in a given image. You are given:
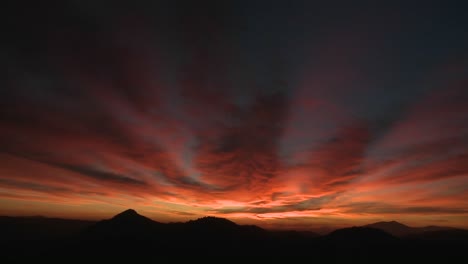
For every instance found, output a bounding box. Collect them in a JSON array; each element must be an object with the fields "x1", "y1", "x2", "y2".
[
  {"x1": 339, "y1": 202, "x2": 468, "y2": 215},
  {"x1": 1, "y1": 1, "x2": 468, "y2": 229},
  {"x1": 274, "y1": 122, "x2": 371, "y2": 198},
  {"x1": 51, "y1": 163, "x2": 147, "y2": 186},
  {"x1": 215, "y1": 194, "x2": 337, "y2": 214},
  {"x1": 362, "y1": 85, "x2": 468, "y2": 186},
  {"x1": 194, "y1": 90, "x2": 290, "y2": 192},
  {"x1": 0, "y1": 178, "x2": 70, "y2": 193}
]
